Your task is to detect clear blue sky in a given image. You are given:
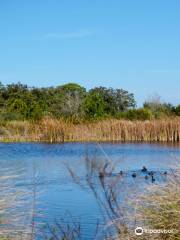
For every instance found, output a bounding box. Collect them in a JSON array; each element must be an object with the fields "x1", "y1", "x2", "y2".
[{"x1": 0, "y1": 0, "x2": 180, "y2": 106}]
